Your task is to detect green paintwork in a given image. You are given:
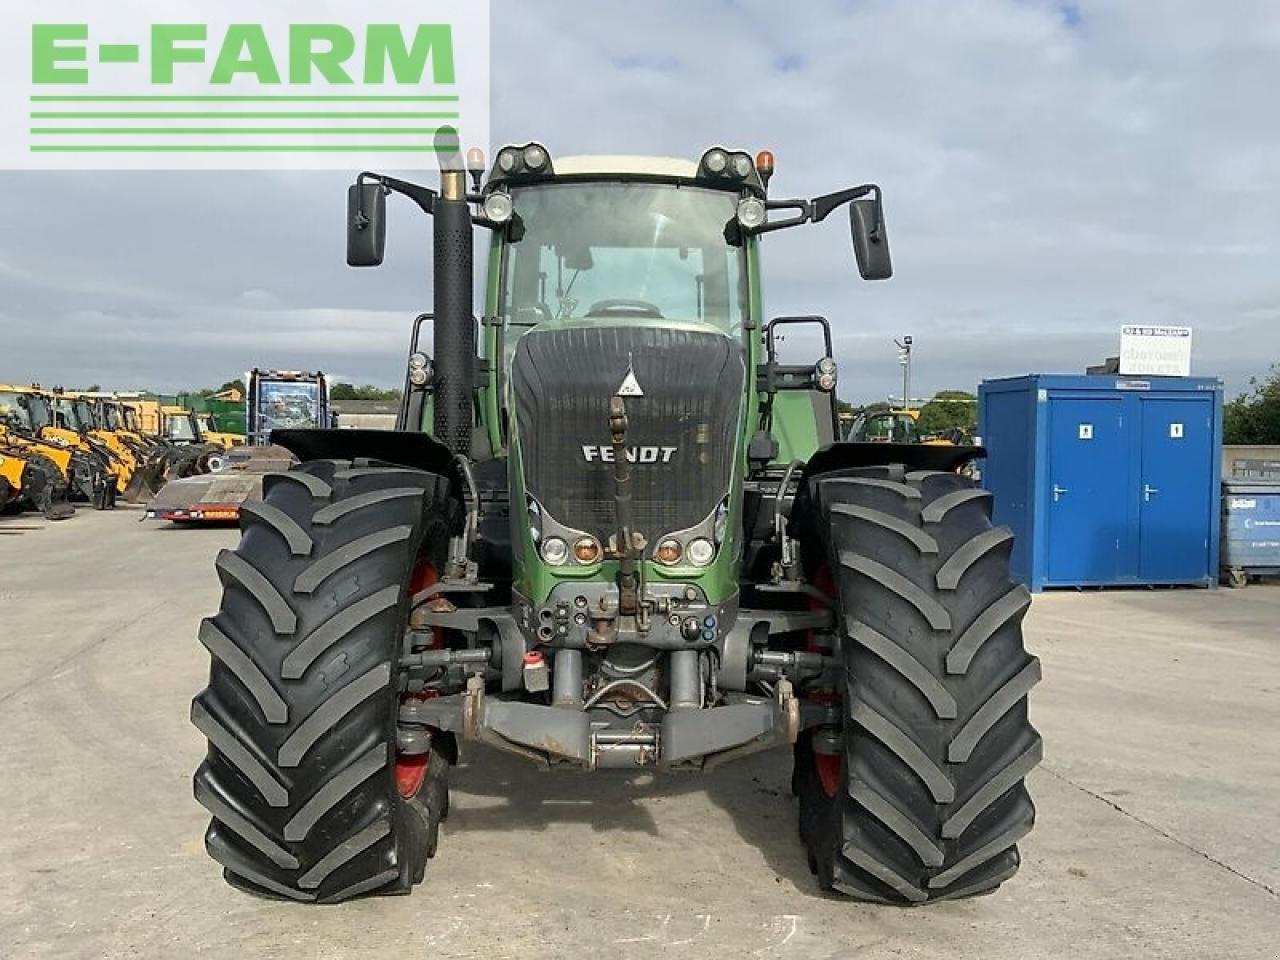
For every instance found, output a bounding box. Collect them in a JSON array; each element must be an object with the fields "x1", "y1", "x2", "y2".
[
  {"x1": 473, "y1": 178, "x2": 826, "y2": 605},
  {"x1": 770, "y1": 392, "x2": 824, "y2": 466}
]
